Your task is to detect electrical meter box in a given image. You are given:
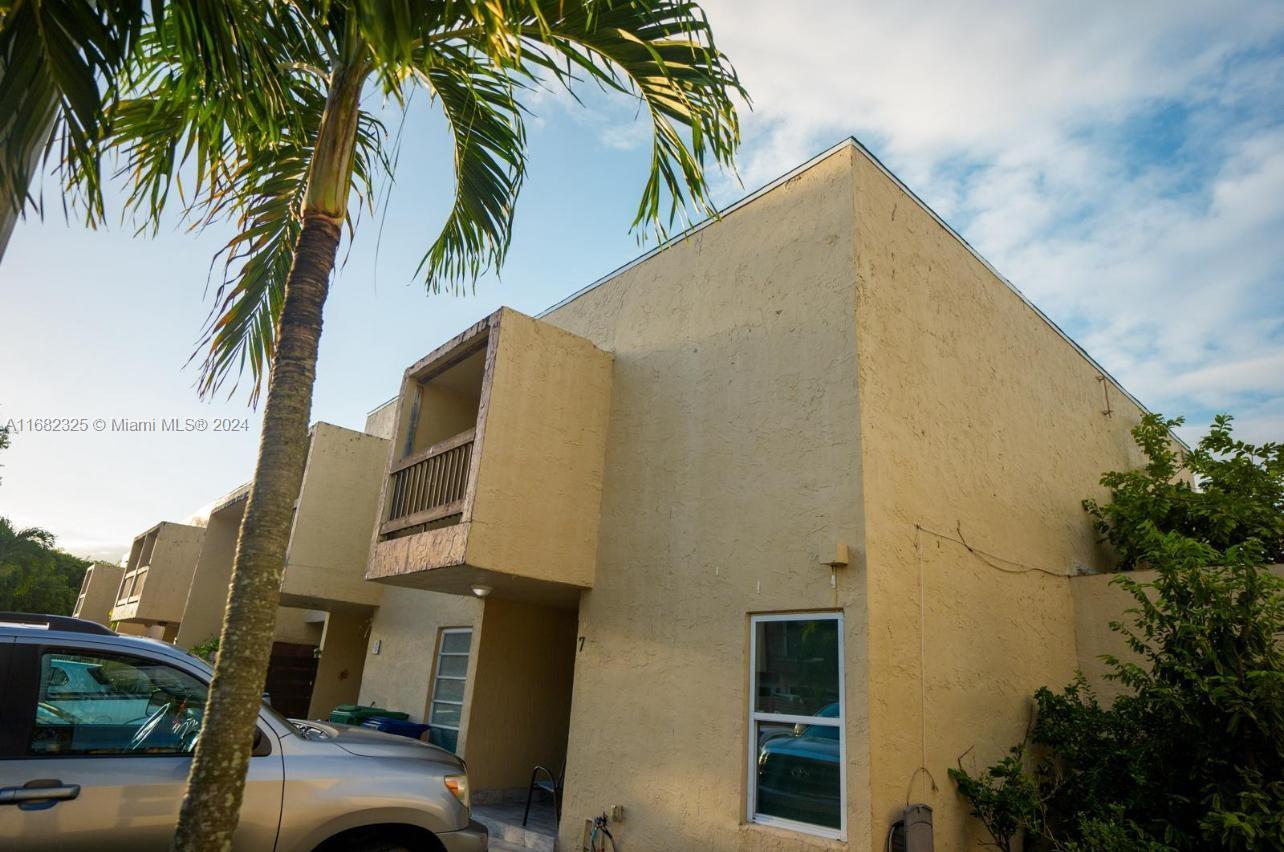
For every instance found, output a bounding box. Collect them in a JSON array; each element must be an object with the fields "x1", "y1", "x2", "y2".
[{"x1": 889, "y1": 803, "x2": 934, "y2": 852}]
